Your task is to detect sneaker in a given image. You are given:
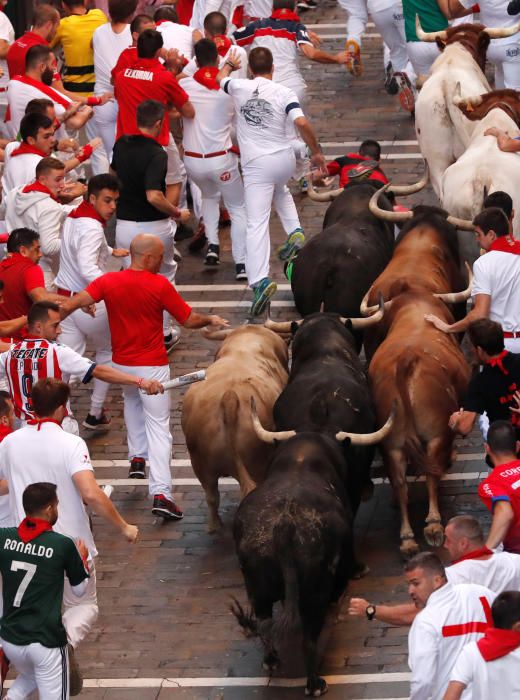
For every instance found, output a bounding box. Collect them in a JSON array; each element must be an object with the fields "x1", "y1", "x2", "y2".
[
  {"x1": 347, "y1": 160, "x2": 379, "y2": 181},
  {"x1": 345, "y1": 39, "x2": 362, "y2": 76},
  {"x1": 250, "y1": 278, "x2": 278, "y2": 317},
  {"x1": 205, "y1": 243, "x2": 220, "y2": 266},
  {"x1": 235, "y1": 263, "x2": 247, "y2": 281},
  {"x1": 219, "y1": 208, "x2": 231, "y2": 227},
  {"x1": 297, "y1": 0, "x2": 317, "y2": 9},
  {"x1": 82, "y1": 412, "x2": 111, "y2": 431},
  {"x1": 152, "y1": 494, "x2": 184, "y2": 520},
  {"x1": 67, "y1": 644, "x2": 83, "y2": 696},
  {"x1": 164, "y1": 326, "x2": 182, "y2": 354},
  {"x1": 128, "y1": 457, "x2": 146, "y2": 479},
  {"x1": 299, "y1": 177, "x2": 308, "y2": 193},
  {"x1": 188, "y1": 221, "x2": 207, "y2": 252},
  {"x1": 277, "y1": 228, "x2": 305, "y2": 262},
  {"x1": 174, "y1": 222, "x2": 194, "y2": 241},
  {"x1": 385, "y1": 61, "x2": 398, "y2": 95},
  {"x1": 395, "y1": 71, "x2": 415, "y2": 112}
]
